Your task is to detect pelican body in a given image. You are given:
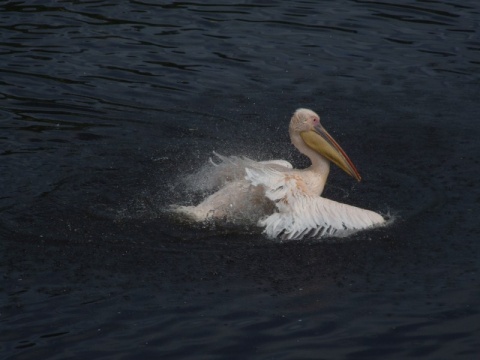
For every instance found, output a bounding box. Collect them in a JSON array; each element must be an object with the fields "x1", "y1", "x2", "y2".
[{"x1": 173, "y1": 108, "x2": 385, "y2": 240}]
